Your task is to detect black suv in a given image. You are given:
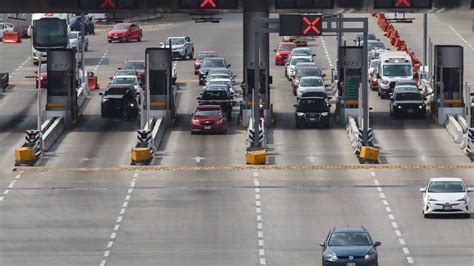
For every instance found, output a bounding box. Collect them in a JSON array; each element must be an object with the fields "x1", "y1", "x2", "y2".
[
  {"x1": 389, "y1": 86, "x2": 426, "y2": 119},
  {"x1": 294, "y1": 96, "x2": 331, "y2": 128},
  {"x1": 100, "y1": 84, "x2": 138, "y2": 118},
  {"x1": 197, "y1": 89, "x2": 233, "y2": 120}
]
